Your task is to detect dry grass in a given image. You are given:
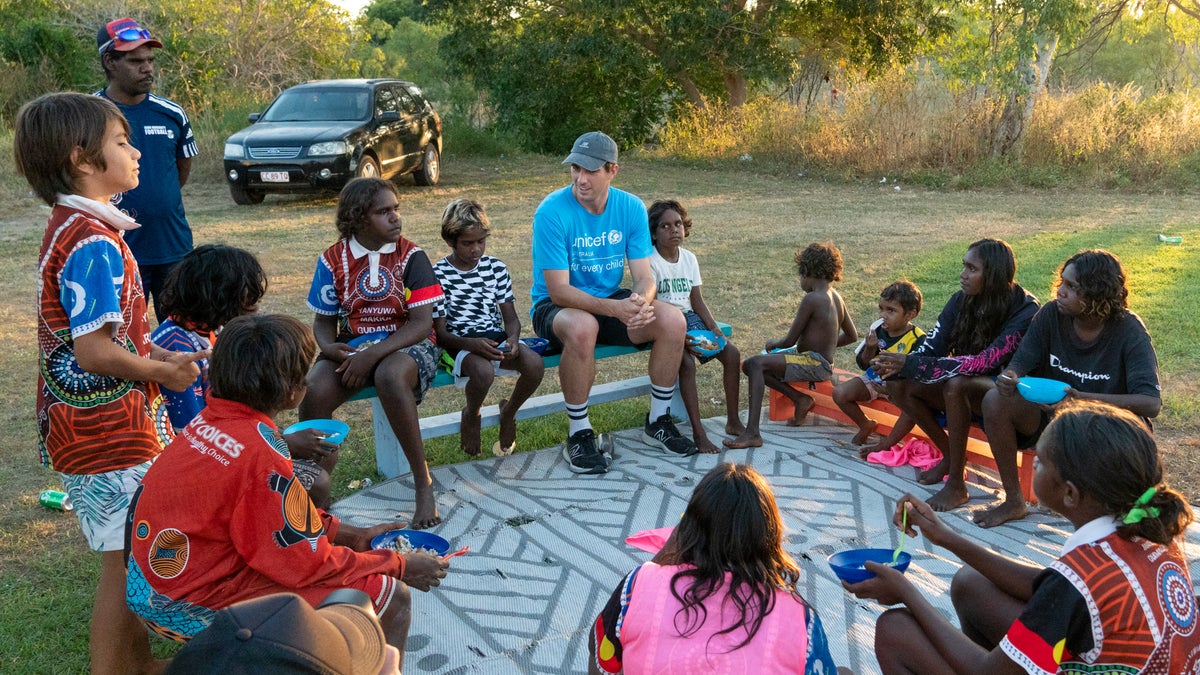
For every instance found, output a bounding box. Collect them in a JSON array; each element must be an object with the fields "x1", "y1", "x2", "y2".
[
  {"x1": 656, "y1": 68, "x2": 1200, "y2": 189},
  {"x1": 0, "y1": 152, "x2": 1198, "y2": 670}
]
